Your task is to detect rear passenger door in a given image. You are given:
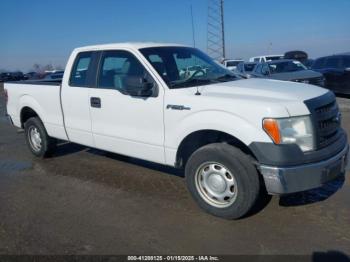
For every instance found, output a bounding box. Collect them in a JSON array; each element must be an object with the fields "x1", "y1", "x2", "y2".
[
  {"x1": 88, "y1": 49, "x2": 165, "y2": 164},
  {"x1": 61, "y1": 51, "x2": 99, "y2": 147}
]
